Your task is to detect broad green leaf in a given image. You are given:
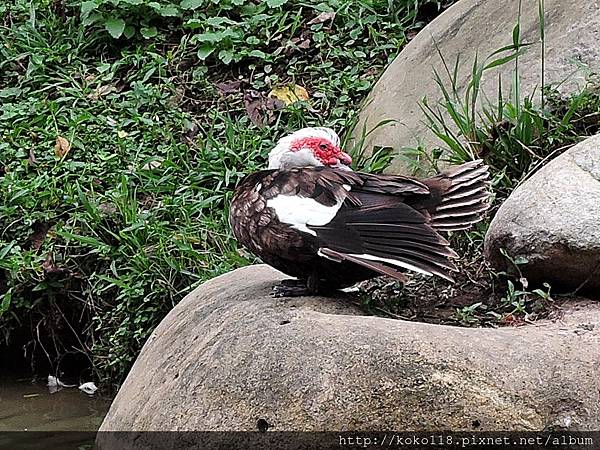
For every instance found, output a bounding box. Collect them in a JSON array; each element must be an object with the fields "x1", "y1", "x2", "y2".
[
  {"x1": 82, "y1": 11, "x2": 101, "y2": 26},
  {"x1": 140, "y1": 26, "x2": 157, "y2": 39},
  {"x1": 80, "y1": 1, "x2": 98, "y2": 16},
  {"x1": 123, "y1": 25, "x2": 135, "y2": 39},
  {"x1": 0, "y1": 289, "x2": 12, "y2": 314},
  {"x1": 185, "y1": 19, "x2": 203, "y2": 29},
  {"x1": 180, "y1": 0, "x2": 203, "y2": 10},
  {"x1": 513, "y1": 256, "x2": 529, "y2": 265},
  {"x1": 0, "y1": 87, "x2": 22, "y2": 98},
  {"x1": 194, "y1": 32, "x2": 224, "y2": 43},
  {"x1": 265, "y1": 0, "x2": 287, "y2": 7},
  {"x1": 104, "y1": 17, "x2": 126, "y2": 38},
  {"x1": 197, "y1": 44, "x2": 215, "y2": 60},
  {"x1": 218, "y1": 49, "x2": 234, "y2": 65},
  {"x1": 248, "y1": 49, "x2": 266, "y2": 59},
  {"x1": 159, "y1": 5, "x2": 179, "y2": 17},
  {"x1": 206, "y1": 16, "x2": 238, "y2": 27}
]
